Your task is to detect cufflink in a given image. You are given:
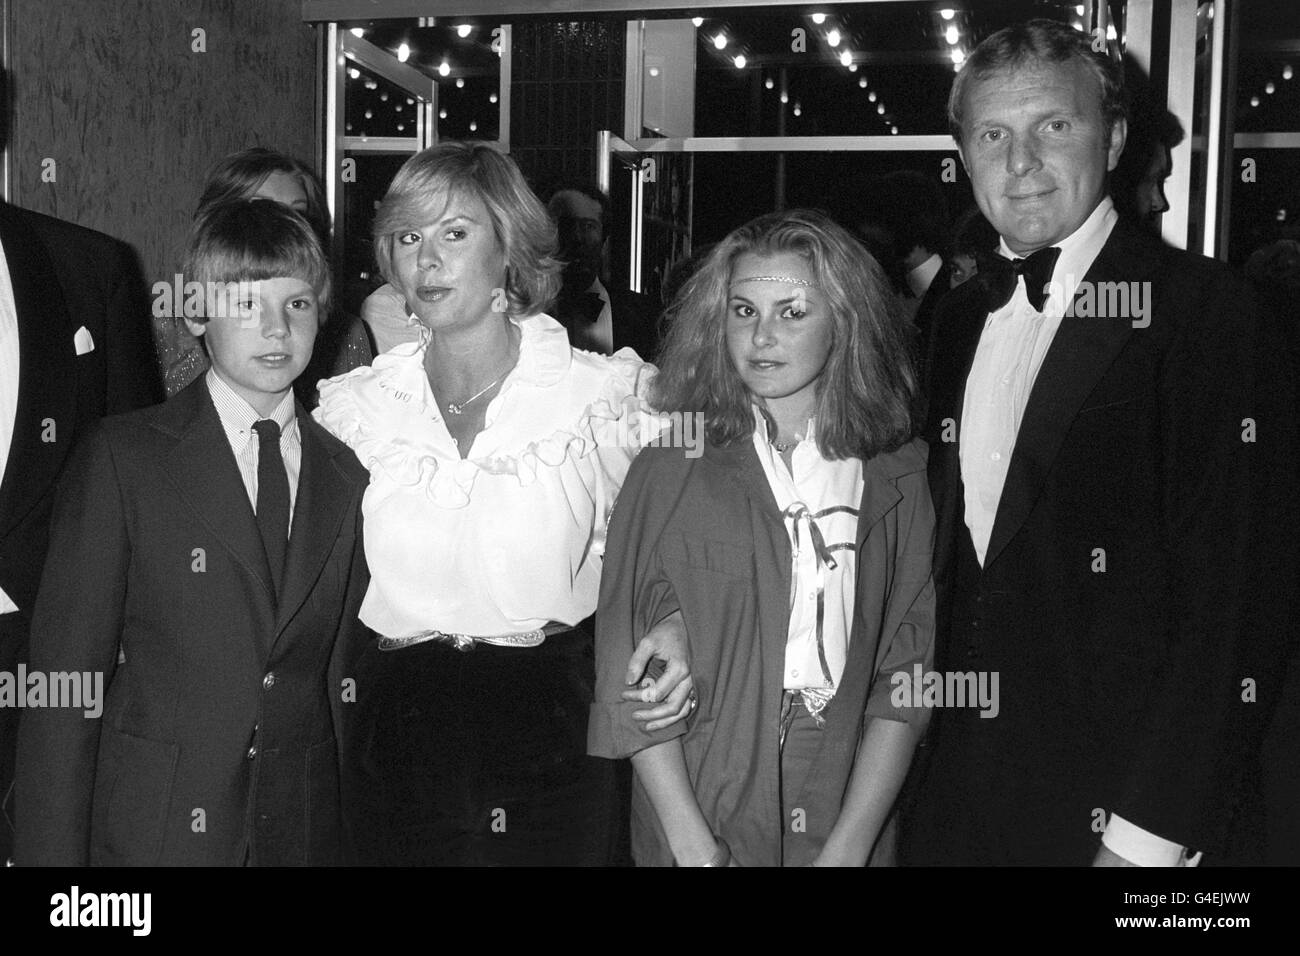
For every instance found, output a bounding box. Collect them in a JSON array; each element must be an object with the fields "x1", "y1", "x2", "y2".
[{"x1": 74, "y1": 326, "x2": 95, "y2": 356}]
